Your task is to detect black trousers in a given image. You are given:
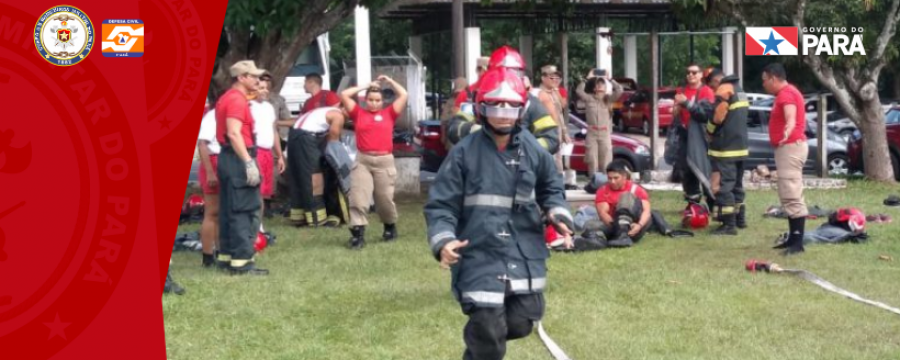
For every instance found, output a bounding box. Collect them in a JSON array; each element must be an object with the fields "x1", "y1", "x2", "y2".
[
  {"x1": 597, "y1": 192, "x2": 648, "y2": 241},
  {"x1": 217, "y1": 147, "x2": 260, "y2": 264},
  {"x1": 711, "y1": 158, "x2": 745, "y2": 214},
  {"x1": 288, "y1": 129, "x2": 327, "y2": 223},
  {"x1": 462, "y1": 292, "x2": 545, "y2": 360}
]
